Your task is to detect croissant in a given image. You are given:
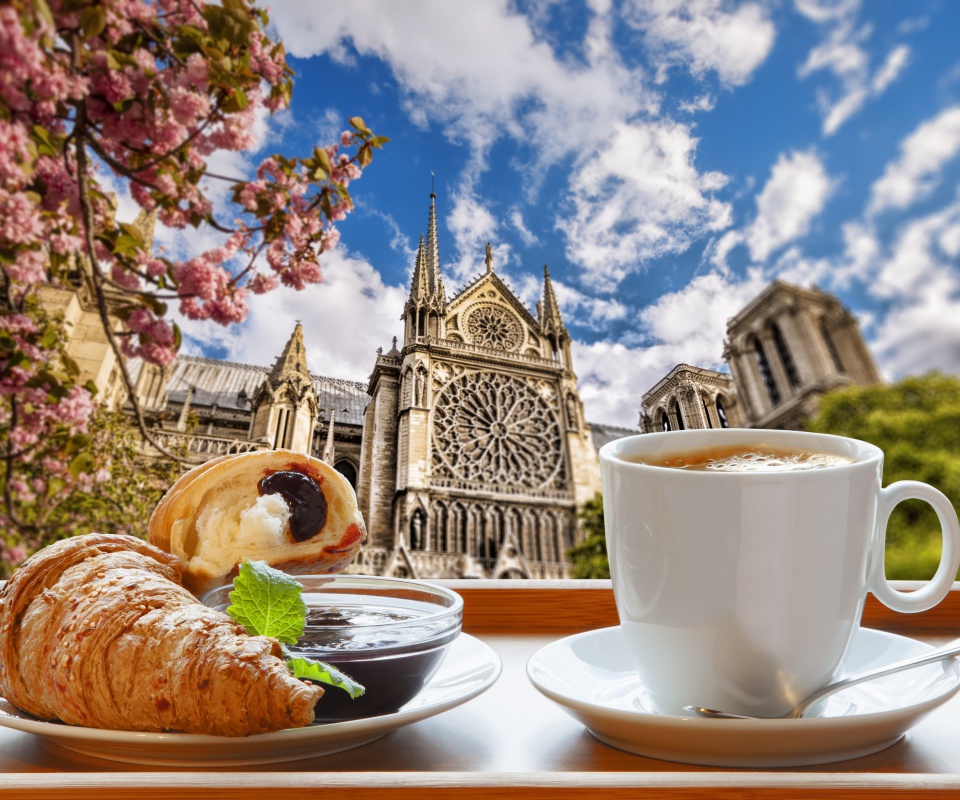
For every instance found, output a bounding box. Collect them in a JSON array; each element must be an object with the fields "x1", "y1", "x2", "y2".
[
  {"x1": 0, "y1": 533, "x2": 320, "y2": 736},
  {"x1": 149, "y1": 449, "x2": 366, "y2": 596}
]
